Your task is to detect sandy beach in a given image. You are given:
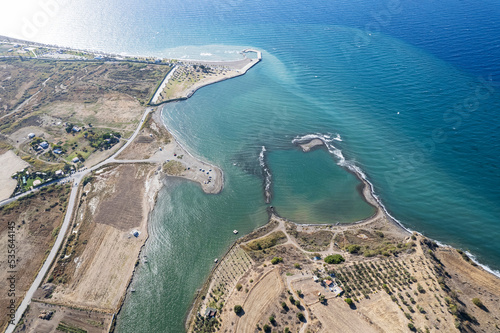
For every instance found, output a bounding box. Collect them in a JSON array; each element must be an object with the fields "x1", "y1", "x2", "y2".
[
  {"x1": 151, "y1": 50, "x2": 261, "y2": 104},
  {"x1": 115, "y1": 108, "x2": 223, "y2": 194}
]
